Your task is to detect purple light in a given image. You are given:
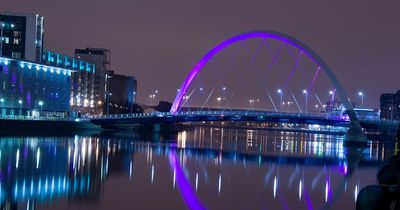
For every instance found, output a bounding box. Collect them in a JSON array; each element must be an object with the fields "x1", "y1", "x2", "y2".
[
  {"x1": 169, "y1": 31, "x2": 357, "y2": 117},
  {"x1": 168, "y1": 151, "x2": 205, "y2": 210}
]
